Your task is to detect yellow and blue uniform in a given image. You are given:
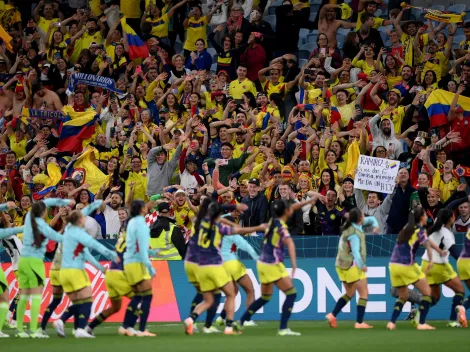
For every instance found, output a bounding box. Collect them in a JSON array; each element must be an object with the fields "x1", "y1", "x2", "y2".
[
  {"x1": 184, "y1": 229, "x2": 200, "y2": 284},
  {"x1": 457, "y1": 229, "x2": 470, "y2": 281},
  {"x1": 105, "y1": 232, "x2": 135, "y2": 299},
  {"x1": 196, "y1": 218, "x2": 233, "y2": 292},
  {"x1": 257, "y1": 219, "x2": 290, "y2": 284},
  {"x1": 184, "y1": 16, "x2": 208, "y2": 51},
  {"x1": 147, "y1": 14, "x2": 170, "y2": 38},
  {"x1": 389, "y1": 225, "x2": 428, "y2": 287}
]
